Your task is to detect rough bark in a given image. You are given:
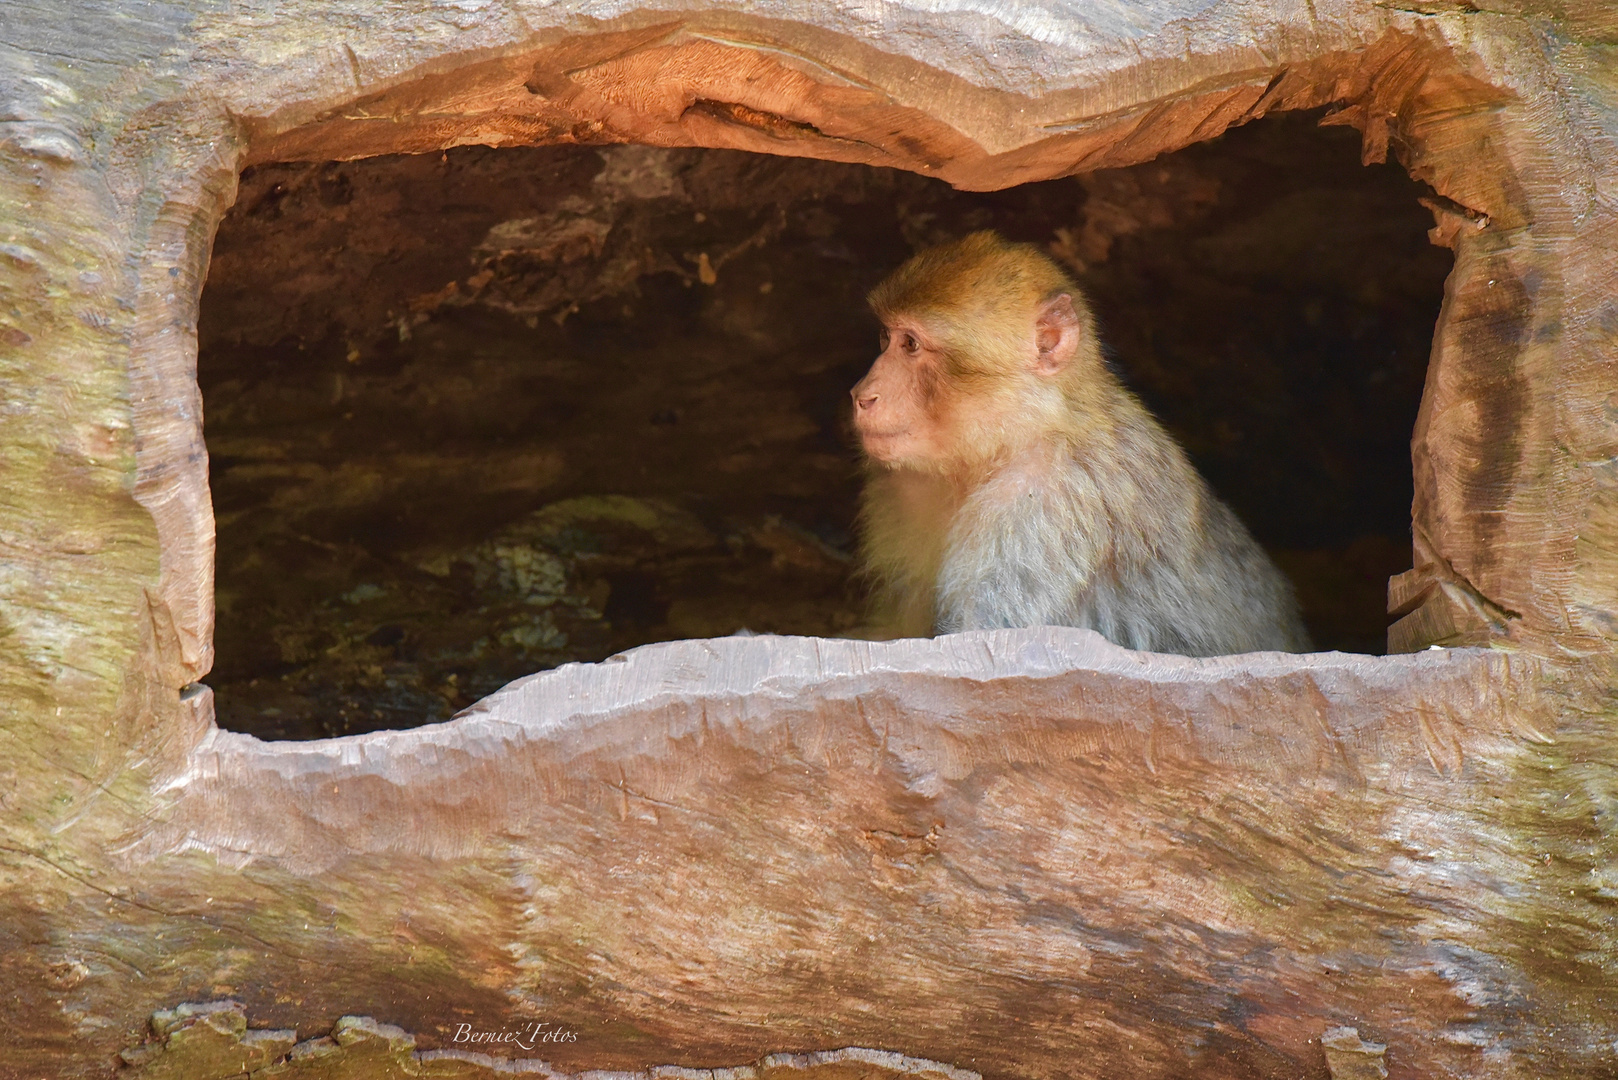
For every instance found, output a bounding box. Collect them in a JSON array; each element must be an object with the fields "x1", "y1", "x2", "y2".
[{"x1": 2, "y1": 0, "x2": 1617, "y2": 1077}]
